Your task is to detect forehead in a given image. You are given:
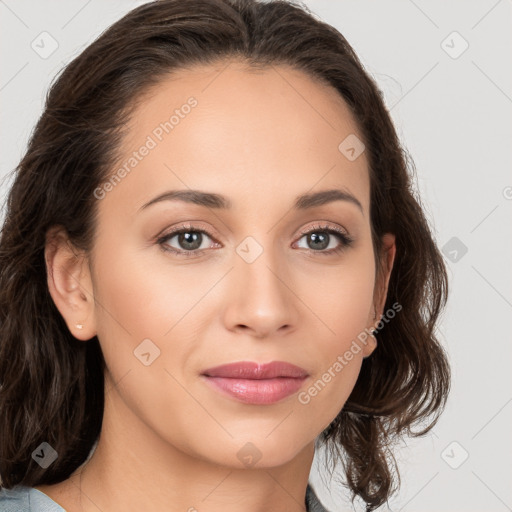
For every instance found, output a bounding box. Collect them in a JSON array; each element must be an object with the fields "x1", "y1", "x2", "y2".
[{"x1": 102, "y1": 60, "x2": 370, "y2": 218}]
